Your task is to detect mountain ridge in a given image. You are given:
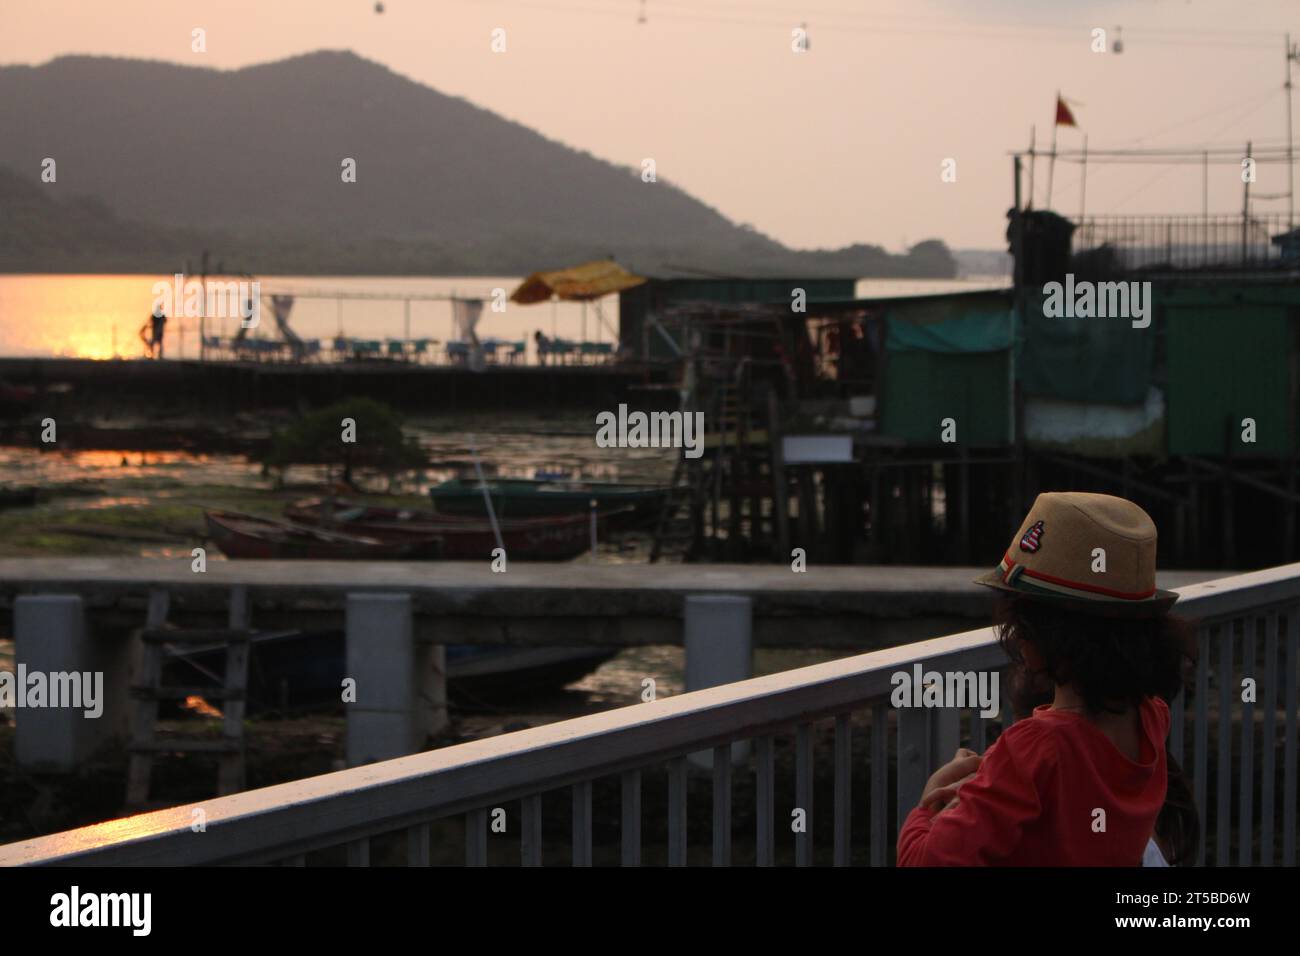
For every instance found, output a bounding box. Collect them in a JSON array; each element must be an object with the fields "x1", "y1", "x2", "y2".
[{"x1": 0, "y1": 51, "x2": 956, "y2": 278}]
